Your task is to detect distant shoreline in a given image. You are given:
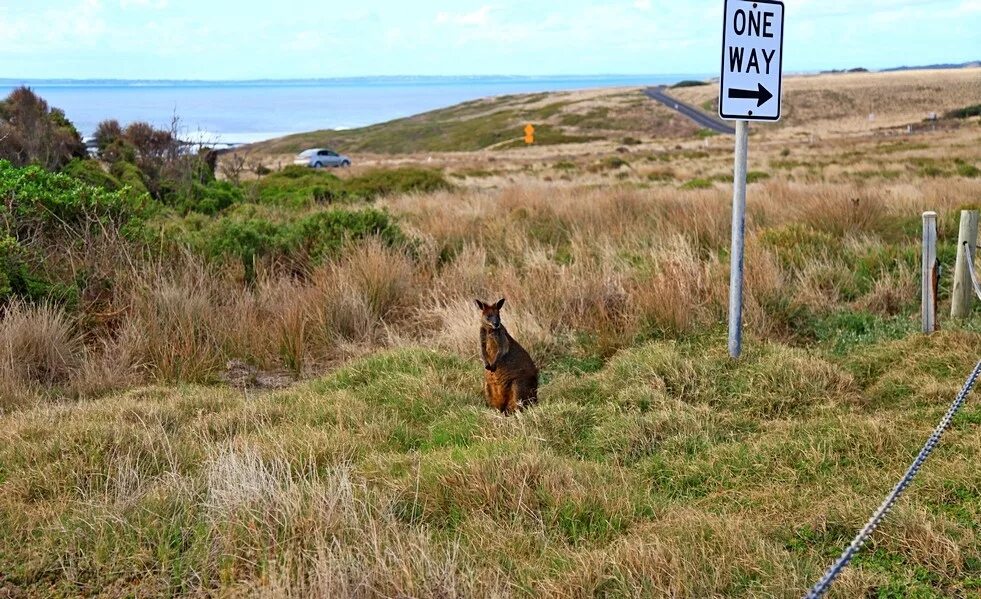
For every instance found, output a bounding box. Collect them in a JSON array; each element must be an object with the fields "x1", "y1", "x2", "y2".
[
  {"x1": 0, "y1": 74, "x2": 712, "y2": 88},
  {"x1": 0, "y1": 74, "x2": 704, "y2": 143}
]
